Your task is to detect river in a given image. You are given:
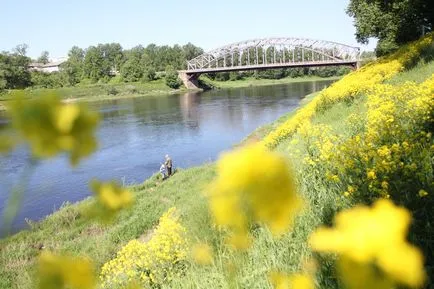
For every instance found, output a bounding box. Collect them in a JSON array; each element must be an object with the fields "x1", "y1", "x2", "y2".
[{"x1": 0, "y1": 80, "x2": 333, "y2": 233}]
